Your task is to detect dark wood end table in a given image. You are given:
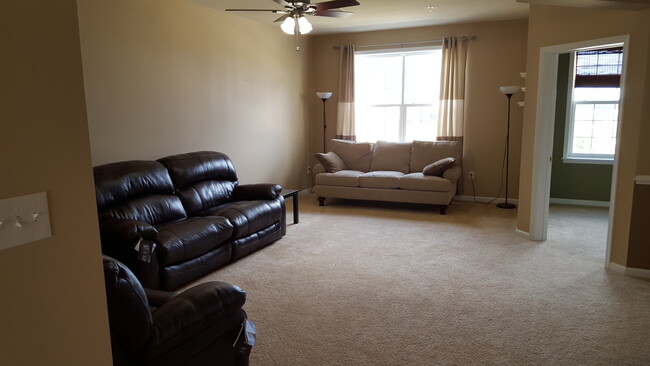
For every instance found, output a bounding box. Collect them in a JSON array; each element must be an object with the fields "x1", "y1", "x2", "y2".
[{"x1": 281, "y1": 189, "x2": 299, "y2": 224}]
